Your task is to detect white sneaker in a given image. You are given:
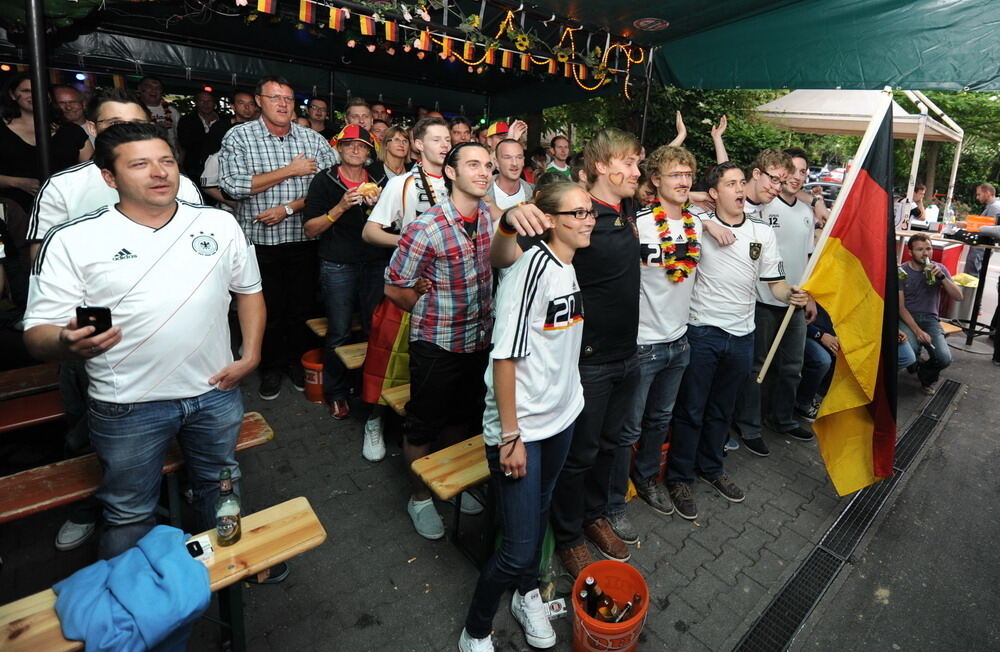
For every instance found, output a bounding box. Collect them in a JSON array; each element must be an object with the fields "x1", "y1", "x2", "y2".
[
  {"x1": 407, "y1": 497, "x2": 445, "y2": 540},
  {"x1": 510, "y1": 588, "x2": 557, "y2": 648},
  {"x1": 458, "y1": 628, "x2": 494, "y2": 652},
  {"x1": 55, "y1": 518, "x2": 96, "y2": 551},
  {"x1": 447, "y1": 492, "x2": 484, "y2": 515},
  {"x1": 362, "y1": 416, "x2": 385, "y2": 462}
]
